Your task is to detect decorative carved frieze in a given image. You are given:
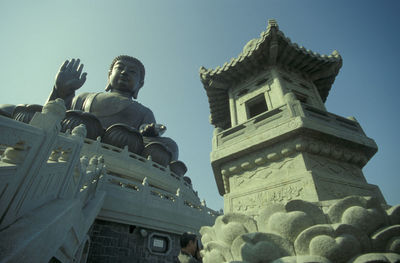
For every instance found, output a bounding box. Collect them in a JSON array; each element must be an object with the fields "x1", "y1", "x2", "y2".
[
  {"x1": 231, "y1": 183, "x2": 304, "y2": 213},
  {"x1": 220, "y1": 136, "x2": 369, "y2": 200}
]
